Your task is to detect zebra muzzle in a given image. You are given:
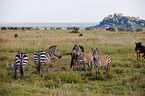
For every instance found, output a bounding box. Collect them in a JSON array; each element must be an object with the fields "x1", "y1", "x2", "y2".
[{"x1": 58, "y1": 55, "x2": 62, "y2": 59}]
